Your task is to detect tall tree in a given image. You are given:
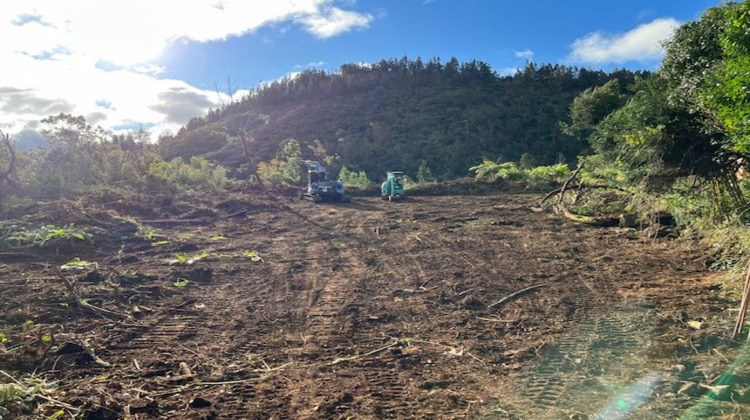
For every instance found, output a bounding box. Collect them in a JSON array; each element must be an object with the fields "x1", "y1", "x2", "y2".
[{"x1": 700, "y1": 1, "x2": 750, "y2": 155}]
